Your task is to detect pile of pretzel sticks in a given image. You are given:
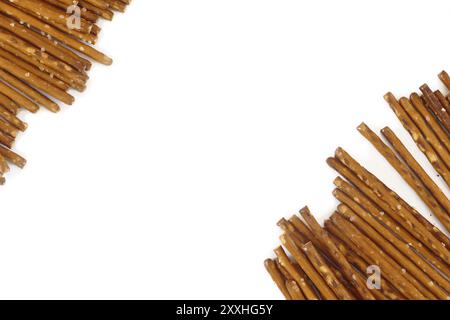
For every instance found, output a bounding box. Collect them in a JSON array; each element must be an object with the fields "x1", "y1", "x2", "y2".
[
  {"x1": 265, "y1": 72, "x2": 450, "y2": 300},
  {"x1": 0, "y1": 0, "x2": 131, "y2": 184}
]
